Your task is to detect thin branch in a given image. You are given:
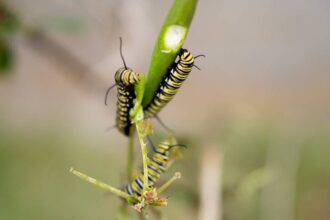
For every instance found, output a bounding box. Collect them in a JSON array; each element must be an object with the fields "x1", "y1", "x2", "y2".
[
  {"x1": 135, "y1": 116, "x2": 149, "y2": 192},
  {"x1": 127, "y1": 131, "x2": 135, "y2": 182},
  {"x1": 157, "y1": 172, "x2": 181, "y2": 194},
  {"x1": 70, "y1": 167, "x2": 134, "y2": 202}
]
